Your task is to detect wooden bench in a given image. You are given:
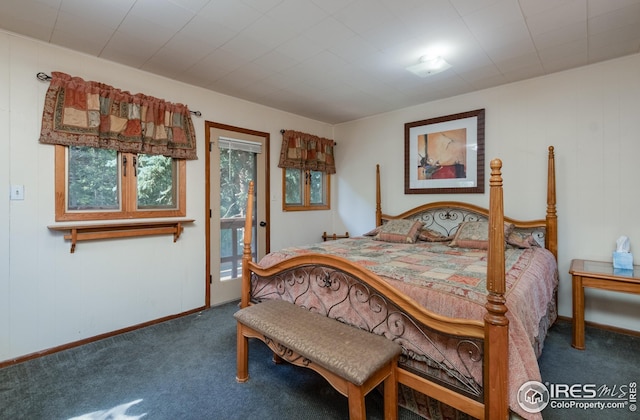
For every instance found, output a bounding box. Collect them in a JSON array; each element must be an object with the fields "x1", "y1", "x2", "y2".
[{"x1": 234, "y1": 299, "x2": 402, "y2": 420}]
